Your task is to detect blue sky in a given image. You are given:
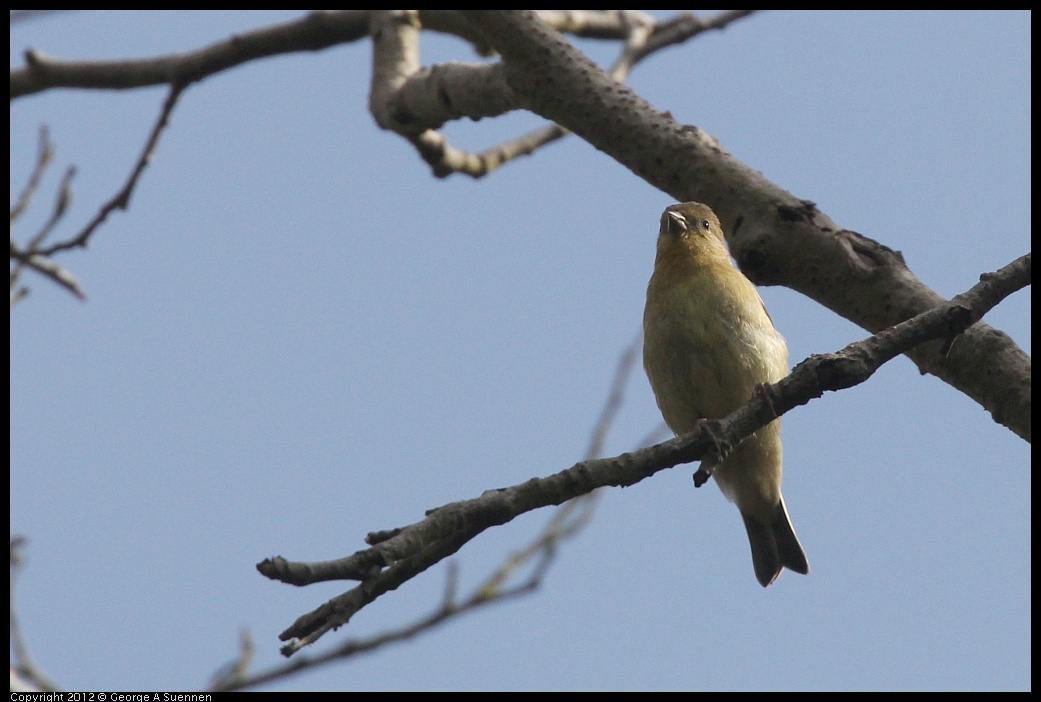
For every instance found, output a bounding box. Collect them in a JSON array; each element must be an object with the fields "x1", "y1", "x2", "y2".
[{"x1": 10, "y1": 11, "x2": 1030, "y2": 691}]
